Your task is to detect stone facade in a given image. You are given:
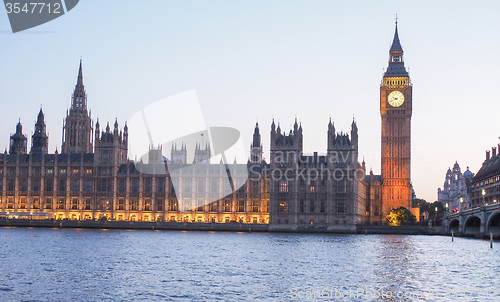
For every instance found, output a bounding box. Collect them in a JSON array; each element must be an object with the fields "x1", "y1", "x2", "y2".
[
  {"x1": 470, "y1": 144, "x2": 500, "y2": 209},
  {"x1": 268, "y1": 119, "x2": 368, "y2": 231},
  {"x1": 438, "y1": 162, "x2": 473, "y2": 213}
]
